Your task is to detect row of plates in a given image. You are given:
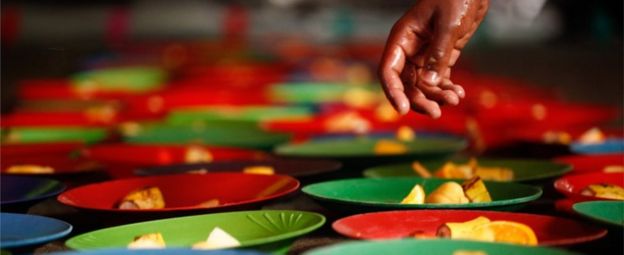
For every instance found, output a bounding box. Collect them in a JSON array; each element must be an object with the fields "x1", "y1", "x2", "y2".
[{"x1": 3, "y1": 202, "x2": 621, "y2": 254}]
